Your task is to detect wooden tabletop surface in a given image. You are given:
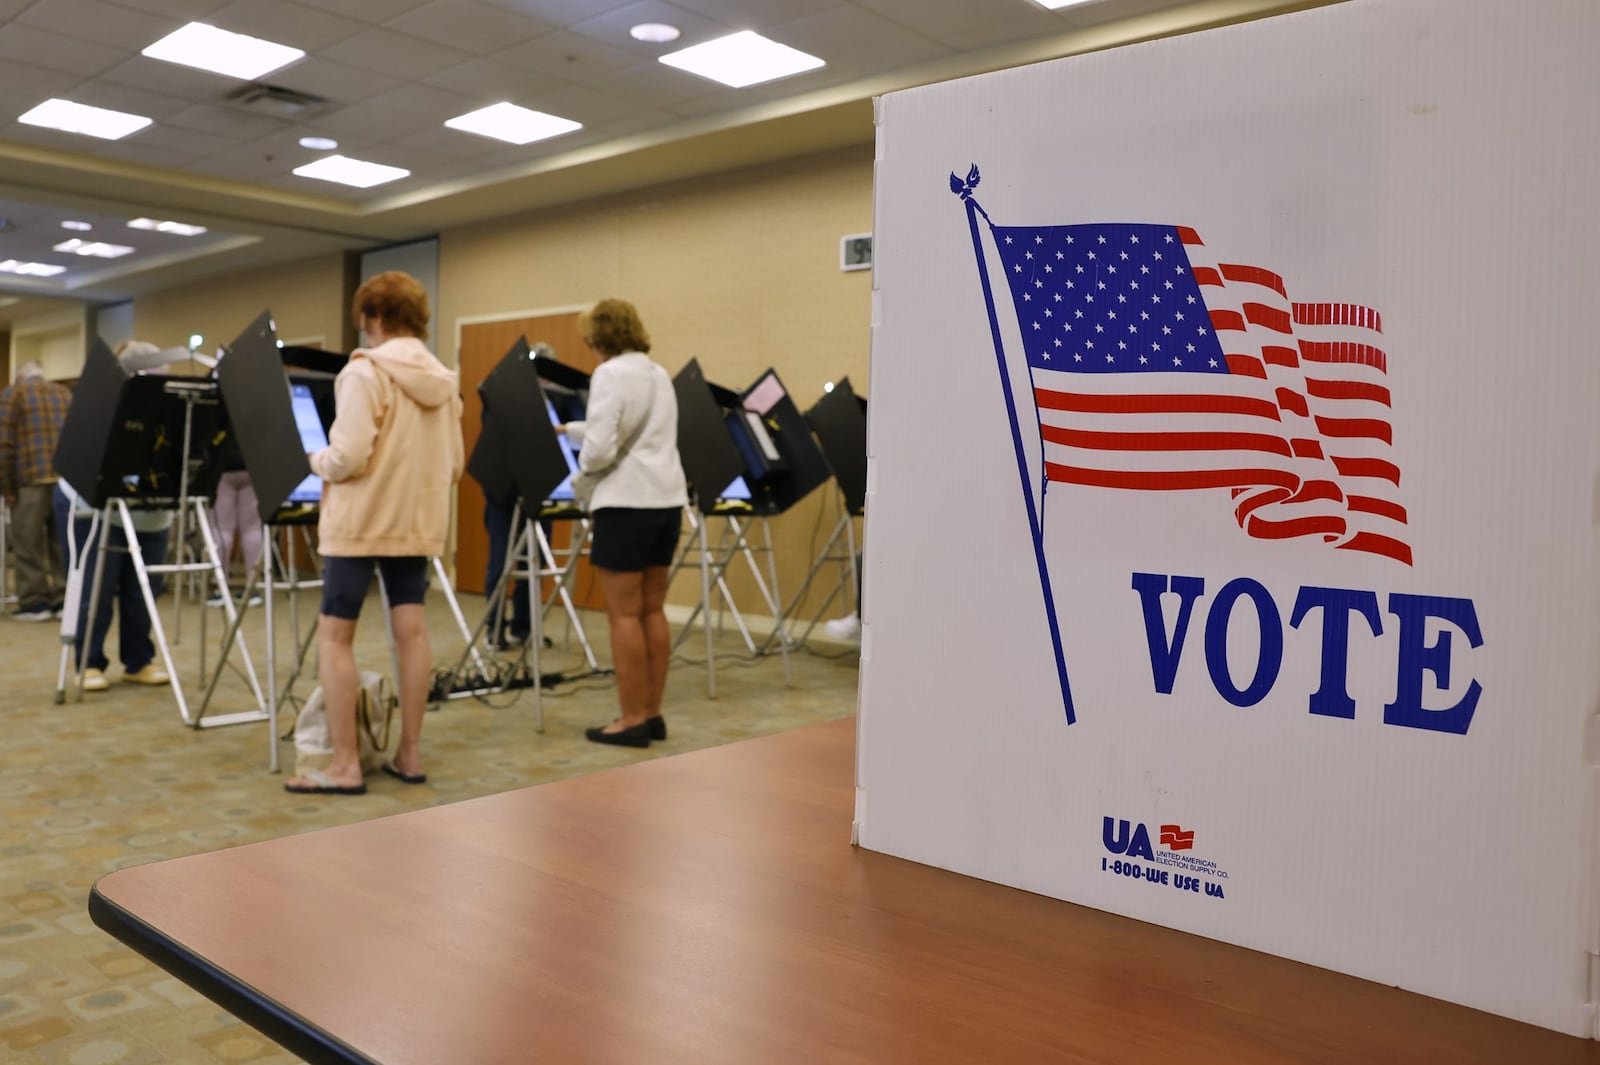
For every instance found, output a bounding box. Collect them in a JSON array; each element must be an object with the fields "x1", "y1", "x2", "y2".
[{"x1": 92, "y1": 718, "x2": 1599, "y2": 1065}]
